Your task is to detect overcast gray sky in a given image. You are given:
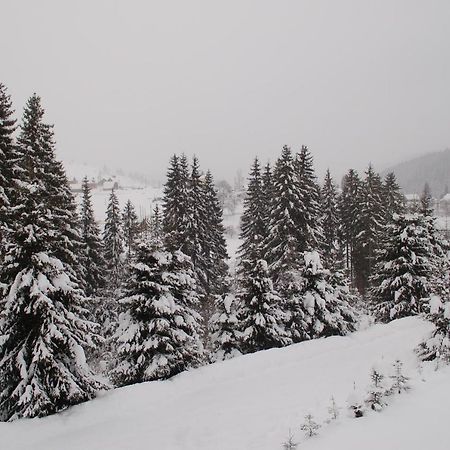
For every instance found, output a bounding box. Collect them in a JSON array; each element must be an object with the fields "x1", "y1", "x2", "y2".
[{"x1": 3, "y1": 0, "x2": 450, "y2": 182}]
